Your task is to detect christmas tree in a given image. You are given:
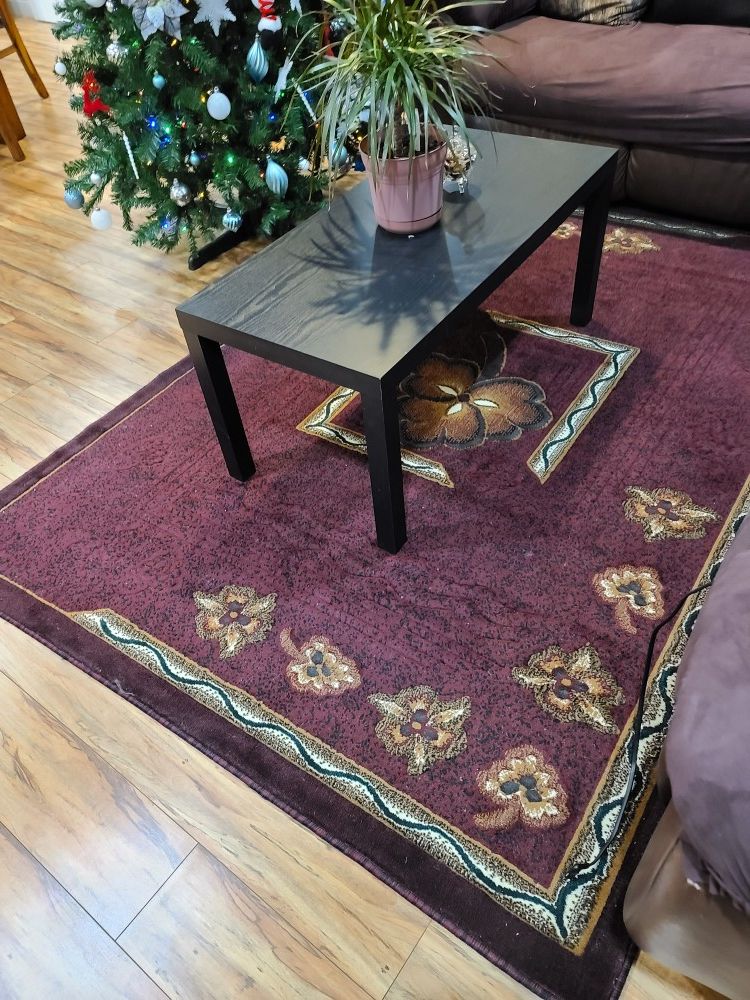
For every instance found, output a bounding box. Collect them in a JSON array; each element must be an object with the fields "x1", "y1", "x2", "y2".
[{"x1": 52, "y1": 0, "x2": 322, "y2": 254}]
